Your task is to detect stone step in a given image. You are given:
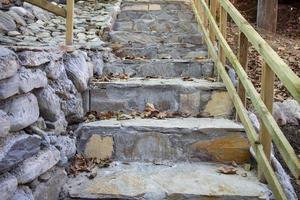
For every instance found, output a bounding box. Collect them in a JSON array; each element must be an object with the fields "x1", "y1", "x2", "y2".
[
  {"x1": 121, "y1": 2, "x2": 192, "y2": 12},
  {"x1": 103, "y1": 59, "x2": 215, "y2": 78},
  {"x1": 88, "y1": 78, "x2": 233, "y2": 117},
  {"x1": 64, "y1": 162, "x2": 271, "y2": 200},
  {"x1": 108, "y1": 31, "x2": 204, "y2": 46},
  {"x1": 76, "y1": 118, "x2": 250, "y2": 164},
  {"x1": 112, "y1": 43, "x2": 208, "y2": 59},
  {"x1": 117, "y1": 10, "x2": 195, "y2": 22},
  {"x1": 113, "y1": 20, "x2": 199, "y2": 33}
]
